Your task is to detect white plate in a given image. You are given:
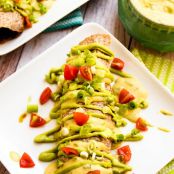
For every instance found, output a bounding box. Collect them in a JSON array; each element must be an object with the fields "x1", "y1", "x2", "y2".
[
  {"x1": 0, "y1": 23, "x2": 174, "y2": 174},
  {"x1": 0, "y1": 0, "x2": 89, "y2": 56}
]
